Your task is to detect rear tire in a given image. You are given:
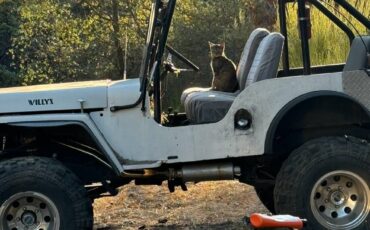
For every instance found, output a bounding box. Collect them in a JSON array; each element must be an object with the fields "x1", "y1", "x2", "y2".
[
  {"x1": 0, "y1": 157, "x2": 93, "y2": 230},
  {"x1": 254, "y1": 186, "x2": 275, "y2": 213},
  {"x1": 274, "y1": 137, "x2": 370, "y2": 230}
]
